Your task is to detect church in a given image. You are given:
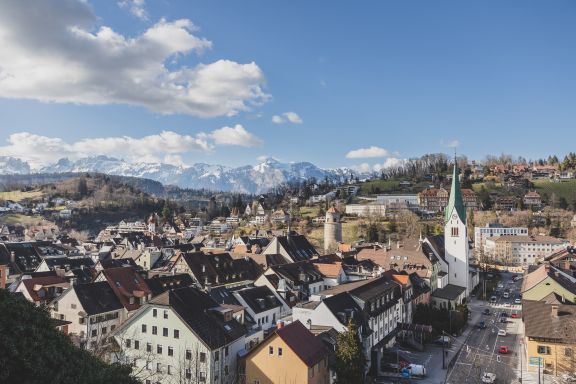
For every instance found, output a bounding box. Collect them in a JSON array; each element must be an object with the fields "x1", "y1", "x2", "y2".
[{"x1": 424, "y1": 159, "x2": 479, "y2": 309}]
